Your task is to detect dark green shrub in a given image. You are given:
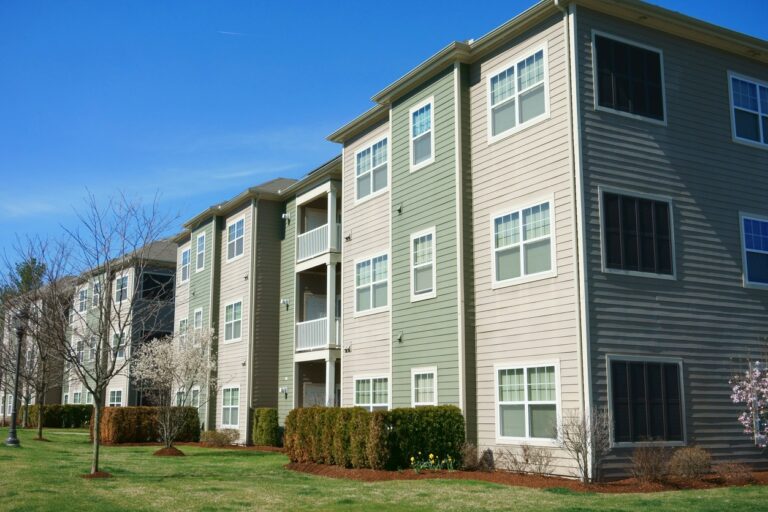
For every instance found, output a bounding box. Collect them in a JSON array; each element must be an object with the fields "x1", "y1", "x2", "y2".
[
  {"x1": 91, "y1": 407, "x2": 200, "y2": 444},
  {"x1": 384, "y1": 405, "x2": 465, "y2": 470},
  {"x1": 252, "y1": 408, "x2": 280, "y2": 446},
  {"x1": 24, "y1": 404, "x2": 93, "y2": 428}
]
